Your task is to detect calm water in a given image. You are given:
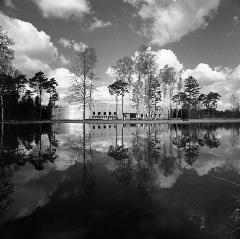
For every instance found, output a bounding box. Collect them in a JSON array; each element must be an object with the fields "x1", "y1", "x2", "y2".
[{"x1": 0, "y1": 123, "x2": 240, "y2": 238}]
